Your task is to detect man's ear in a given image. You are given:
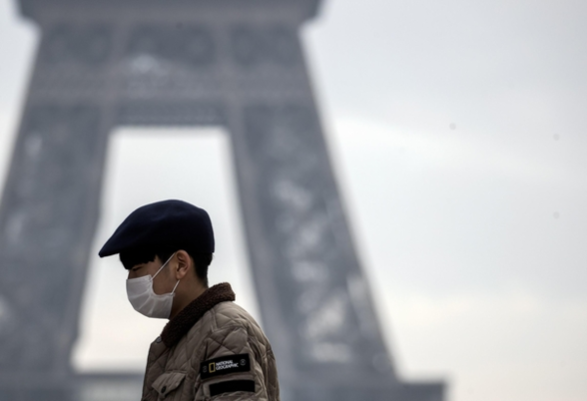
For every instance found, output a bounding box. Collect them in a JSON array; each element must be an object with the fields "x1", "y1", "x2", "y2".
[{"x1": 174, "y1": 250, "x2": 191, "y2": 279}]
